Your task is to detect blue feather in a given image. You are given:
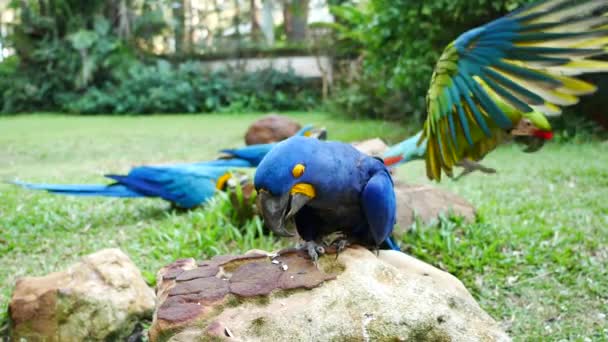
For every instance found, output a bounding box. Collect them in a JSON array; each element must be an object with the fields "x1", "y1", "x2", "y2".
[
  {"x1": 454, "y1": 75, "x2": 492, "y2": 137},
  {"x1": 220, "y1": 144, "x2": 274, "y2": 167},
  {"x1": 10, "y1": 180, "x2": 141, "y2": 198}
]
